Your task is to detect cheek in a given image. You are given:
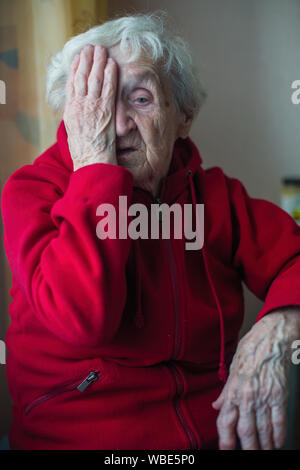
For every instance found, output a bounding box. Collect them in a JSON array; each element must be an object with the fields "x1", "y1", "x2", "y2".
[
  {"x1": 152, "y1": 108, "x2": 169, "y2": 138},
  {"x1": 135, "y1": 115, "x2": 175, "y2": 174},
  {"x1": 136, "y1": 109, "x2": 170, "y2": 145}
]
